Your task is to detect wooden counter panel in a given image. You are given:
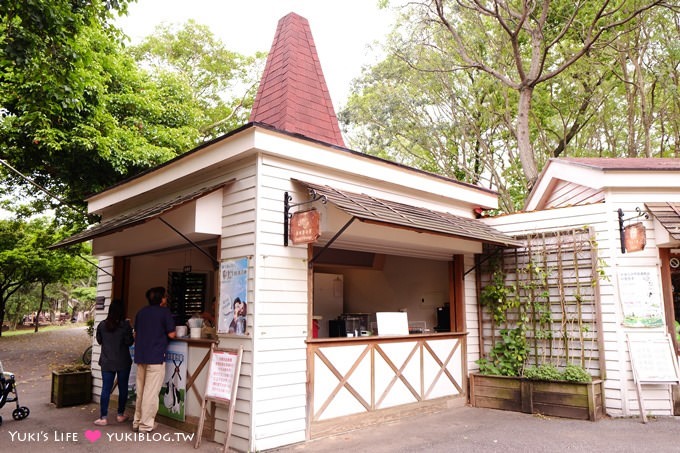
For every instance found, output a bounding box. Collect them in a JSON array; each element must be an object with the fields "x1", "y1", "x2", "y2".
[{"x1": 307, "y1": 333, "x2": 467, "y2": 423}]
